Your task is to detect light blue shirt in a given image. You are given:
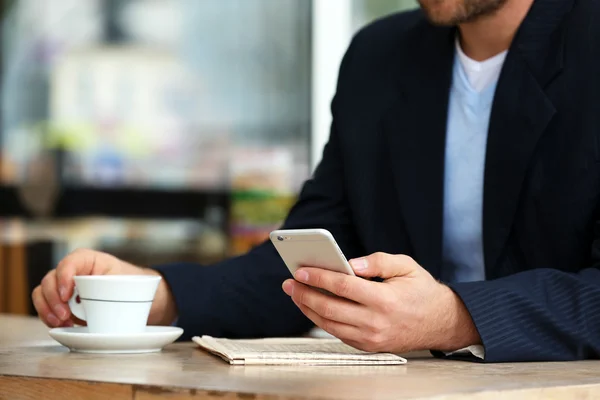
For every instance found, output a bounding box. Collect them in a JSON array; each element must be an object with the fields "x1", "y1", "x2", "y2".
[{"x1": 441, "y1": 46, "x2": 504, "y2": 283}]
